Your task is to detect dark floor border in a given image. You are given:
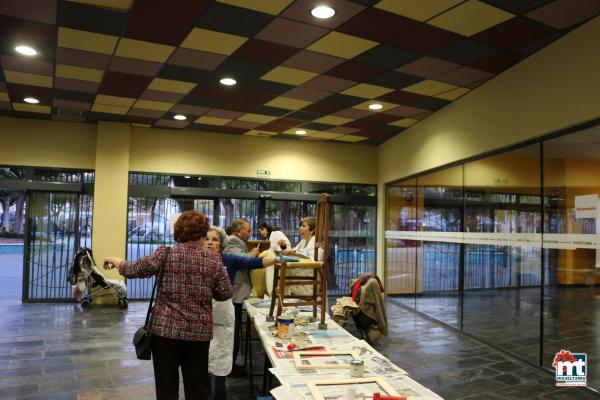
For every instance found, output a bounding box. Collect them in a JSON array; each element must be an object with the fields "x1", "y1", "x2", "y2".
[{"x1": 387, "y1": 297, "x2": 600, "y2": 398}]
